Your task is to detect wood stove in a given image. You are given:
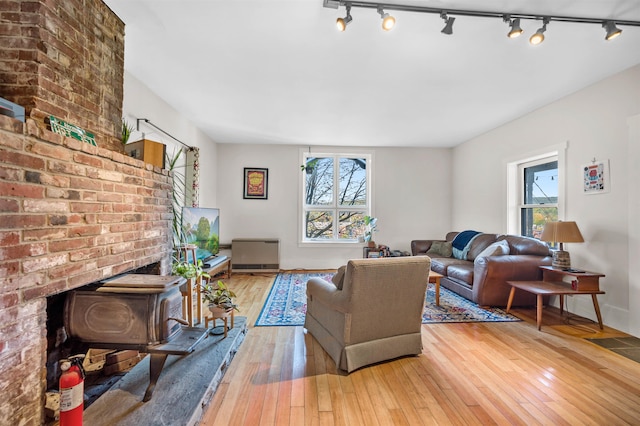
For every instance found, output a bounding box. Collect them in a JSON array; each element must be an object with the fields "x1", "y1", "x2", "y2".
[{"x1": 63, "y1": 274, "x2": 208, "y2": 401}]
